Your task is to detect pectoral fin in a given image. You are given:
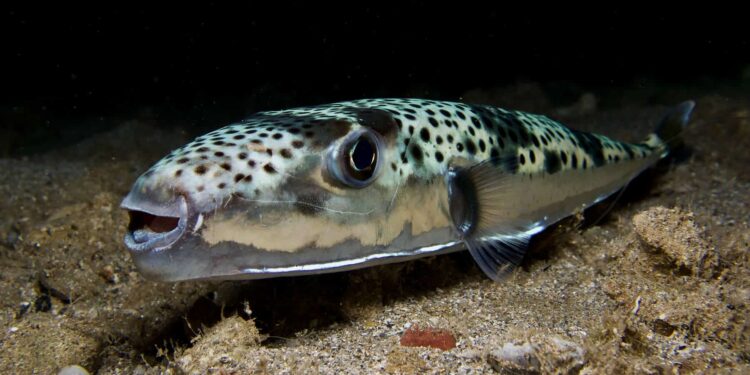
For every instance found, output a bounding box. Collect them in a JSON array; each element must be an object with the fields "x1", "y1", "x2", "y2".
[{"x1": 446, "y1": 160, "x2": 542, "y2": 281}]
